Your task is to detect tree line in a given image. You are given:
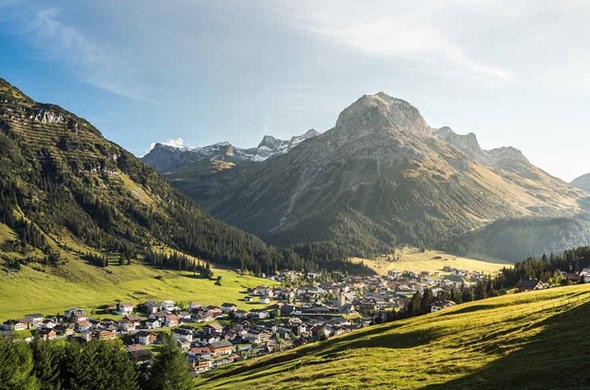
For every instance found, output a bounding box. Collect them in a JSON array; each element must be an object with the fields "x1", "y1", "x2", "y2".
[{"x1": 0, "y1": 334, "x2": 194, "y2": 390}]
